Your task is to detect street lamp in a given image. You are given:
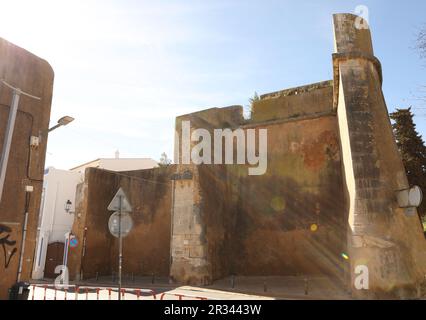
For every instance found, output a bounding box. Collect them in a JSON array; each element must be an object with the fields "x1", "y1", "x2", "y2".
[
  {"x1": 48, "y1": 116, "x2": 75, "y2": 133},
  {"x1": 65, "y1": 200, "x2": 73, "y2": 214}
]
